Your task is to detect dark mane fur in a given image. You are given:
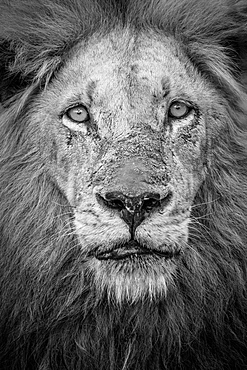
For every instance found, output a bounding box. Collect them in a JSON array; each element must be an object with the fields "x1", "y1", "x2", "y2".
[{"x1": 1, "y1": 1, "x2": 247, "y2": 369}]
